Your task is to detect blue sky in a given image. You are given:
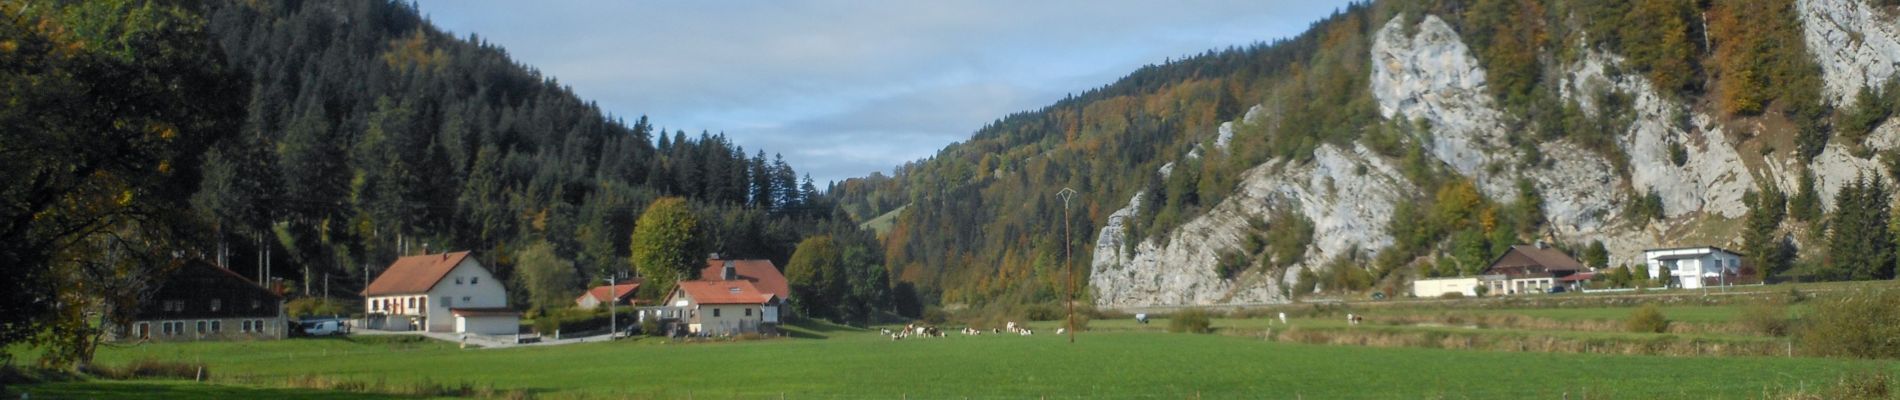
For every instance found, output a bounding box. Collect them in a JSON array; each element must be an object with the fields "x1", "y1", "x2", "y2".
[{"x1": 413, "y1": 1, "x2": 1357, "y2": 184}]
